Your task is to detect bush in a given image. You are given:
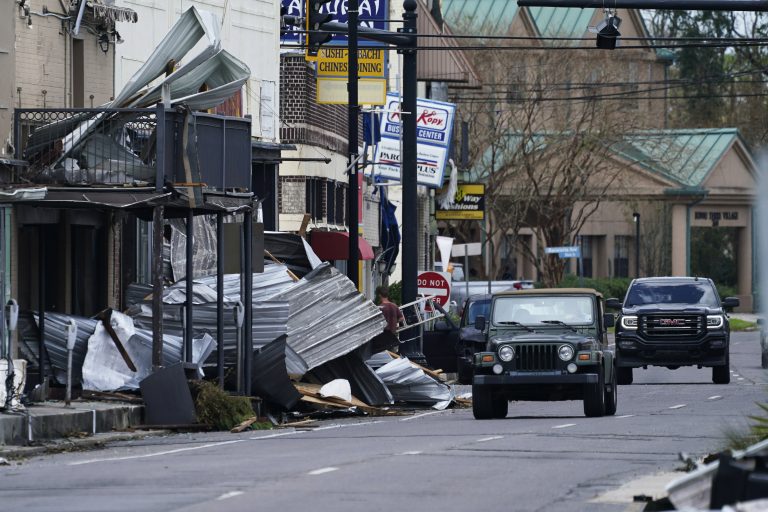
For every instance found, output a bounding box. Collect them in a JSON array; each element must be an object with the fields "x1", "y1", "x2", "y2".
[
  {"x1": 387, "y1": 280, "x2": 402, "y2": 305},
  {"x1": 552, "y1": 275, "x2": 633, "y2": 300},
  {"x1": 190, "y1": 380, "x2": 256, "y2": 431}
]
